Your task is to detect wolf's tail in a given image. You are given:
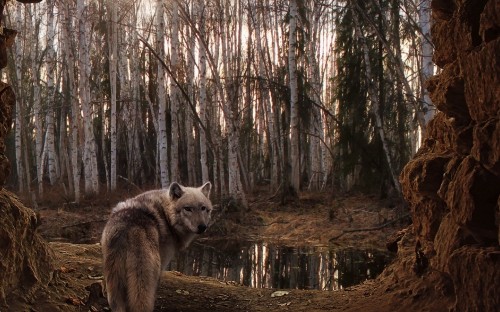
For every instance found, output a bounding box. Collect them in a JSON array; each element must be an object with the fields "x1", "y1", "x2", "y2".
[
  {"x1": 125, "y1": 228, "x2": 161, "y2": 312},
  {"x1": 103, "y1": 227, "x2": 161, "y2": 312}
]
